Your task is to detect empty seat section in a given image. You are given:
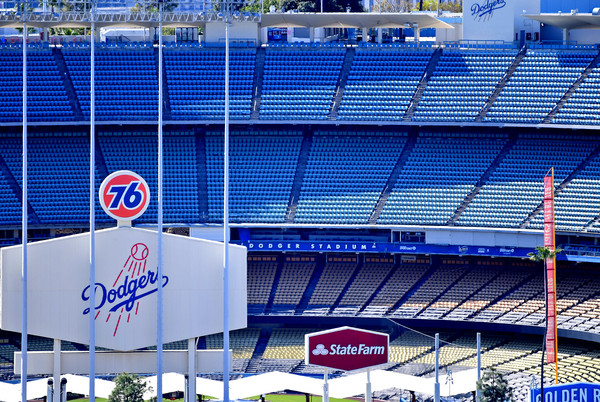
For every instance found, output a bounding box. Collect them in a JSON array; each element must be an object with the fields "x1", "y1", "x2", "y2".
[
  {"x1": 0, "y1": 44, "x2": 73, "y2": 122},
  {"x1": 338, "y1": 48, "x2": 432, "y2": 121},
  {"x1": 332, "y1": 256, "x2": 394, "y2": 316},
  {"x1": 27, "y1": 133, "x2": 89, "y2": 224},
  {"x1": 527, "y1": 152, "x2": 600, "y2": 232},
  {"x1": 414, "y1": 49, "x2": 516, "y2": 122},
  {"x1": 259, "y1": 47, "x2": 344, "y2": 120},
  {"x1": 63, "y1": 43, "x2": 157, "y2": 121},
  {"x1": 0, "y1": 134, "x2": 25, "y2": 225},
  {"x1": 458, "y1": 134, "x2": 596, "y2": 228},
  {"x1": 379, "y1": 132, "x2": 507, "y2": 225},
  {"x1": 272, "y1": 256, "x2": 315, "y2": 314},
  {"x1": 305, "y1": 257, "x2": 357, "y2": 315},
  {"x1": 165, "y1": 47, "x2": 255, "y2": 120},
  {"x1": 554, "y1": 62, "x2": 600, "y2": 125},
  {"x1": 486, "y1": 50, "x2": 595, "y2": 124},
  {"x1": 295, "y1": 131, "x2": 408, "y2": 224},
  {"x1": 205, "y1": 130, "x2": 302, "y2": 223},
  {"x1": 247, "y1": 255, "x2": 278, "y2": 314},
  {"x1": 163, "y1": 133, "x2": 199, "y2": 222}
]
